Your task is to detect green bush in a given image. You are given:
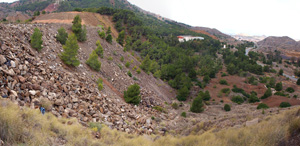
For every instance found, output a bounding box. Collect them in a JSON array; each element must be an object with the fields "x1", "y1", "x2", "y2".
[
  {"x1": 275, "y1": 82, "x2": 282, "y2": 91},
  {"x1": 219, "y1": 79, "x2": 229, "y2": 85},
  {"x1": 72, "y1": 15, "x2": 86, "y2": 42},
  {"x1": 117, "y1": 30, "x2": 125, "y2": 46},
  {"x1": 274, "y1": 91, "x2": 288, "y2": 97},
  {"x1": 224, "y1": 104, "x2": 231, "y2": 111},
  {"x1": 125, "y1": 61, "x2": 130, "y2": 68},
  {"x1": 120, "y1": 56, "x2": 124, "y2": 62},
  {"x1": 171, "y1": 102, "x2": 179, "y2": 109},
  {"x1": 98, "y1": 30, "x2": 105, "y2": 39},
  {"x1": 106, "y1": 34, "x2": 112, "y2": 44},
  {"x1": 297, "y1": 79, "x2": 300, "y2": 85},
  {"x1": 60, "y1": 33, "x2": 80, "y2": 67},
  {"x1": 279, "y1": 102, "x2": 291, "y2": 108},
  {"x1": 56, "y1": 27, "x2": 68, "y2": 45},
  {"x1": 286, "y1": 87, "x2": 295, "y2": 93},
  {"x1": 154, "y1": 70, "x2": 161, "y2": 78},
  {"x1": 221, "y1": 73, "x2": 227, "y2": 77},
  {"x1": 127, "y1": 71, "x2": 132, "y2": 77},
  {"x1": 181, "y1": 112, "x2": 187, "y2": 118},
  {"x1": 124, "y1": 84, "x2": 141, "y2": 105},
  {"x1": 221, "y1": 88, "x2": 231, "y2": 94},
  {"x1": 136, "y1": 68, "x2": 141, "y2": 74},
  {"x1": 86, "y1": 50, "x2": 101, "y2": 71},
  {"x1": 257, "y1": 103, "x2": 269, "y2": 109},
  {"x1": 190, "y1": 95, "x2": 204, "y2": 113},
  {"x1": 153, "y1": 106, "x2": 166, "y2": 113},
  {"x1": 261, "y1": 88, "x2": 272, "y2": 99},
  {"x1": 95, "y1": 40, "x2": 104, "y2": 58},
  {"x1": 176, "y1": 86, "x2": 189, "y2": 101},
  {"x1": 30, "y1": 27, "x2": 43, "y2": 51},
  {"x1": 248, "y1": 93, "x2": 260, "y2": 103},
  {"x1": 96, "y1": 78, "x2": 103, "y2": 91},
  {"x1": 231, "y1": 96, "x2": 244, "y2": 104}
]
